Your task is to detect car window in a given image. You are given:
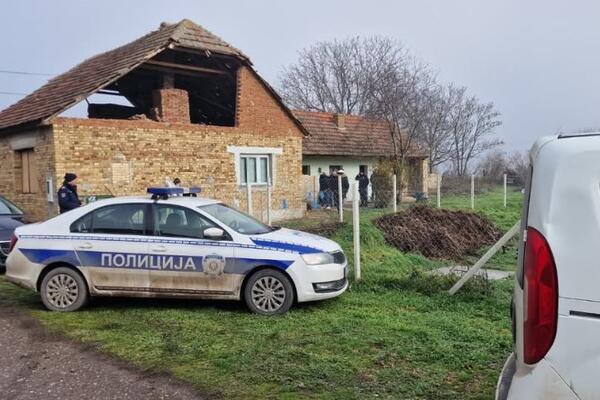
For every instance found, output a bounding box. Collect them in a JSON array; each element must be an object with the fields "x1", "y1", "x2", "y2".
[
  {"x1": 199, "y1": 203, "x2": 274, "y2": 235},
  {"x1": 154, "y1": 204, "x2": 219, "y2": 239},
  {"x1": 0, "y1": 196, "x2": 23, "y2": 215},
  {"x1": 70, "y1": 204, "x2": 148, "y2": 235}
]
